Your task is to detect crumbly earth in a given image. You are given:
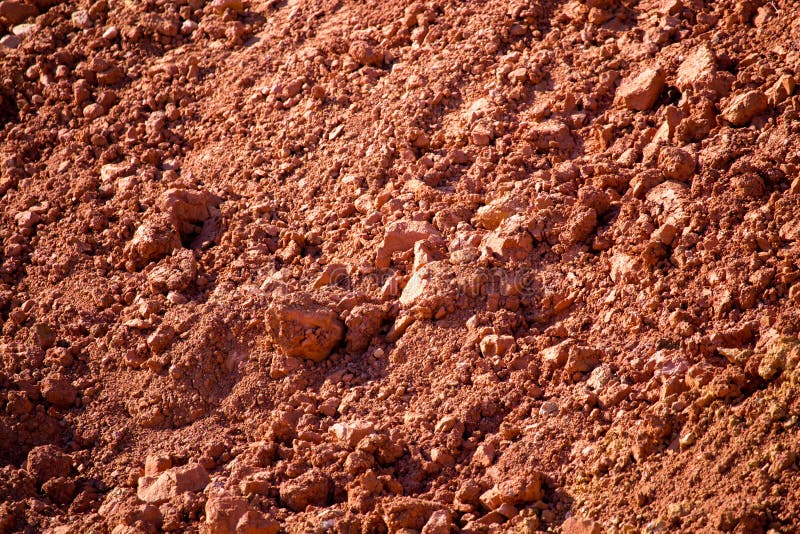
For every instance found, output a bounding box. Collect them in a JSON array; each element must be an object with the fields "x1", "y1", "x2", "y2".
[{"x1": 1, "y1": 0, "x2": 800, "y2": 532}]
